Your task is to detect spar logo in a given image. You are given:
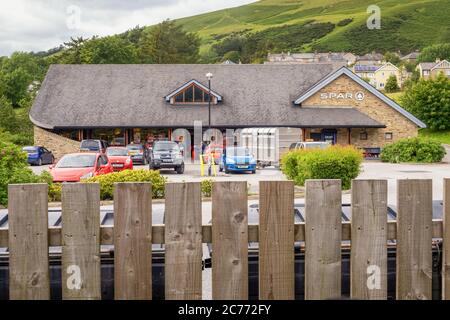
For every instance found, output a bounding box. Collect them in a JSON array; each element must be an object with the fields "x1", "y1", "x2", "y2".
[{"x1": 320, "y1": 91, "x2": 365, "y2": 101}]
